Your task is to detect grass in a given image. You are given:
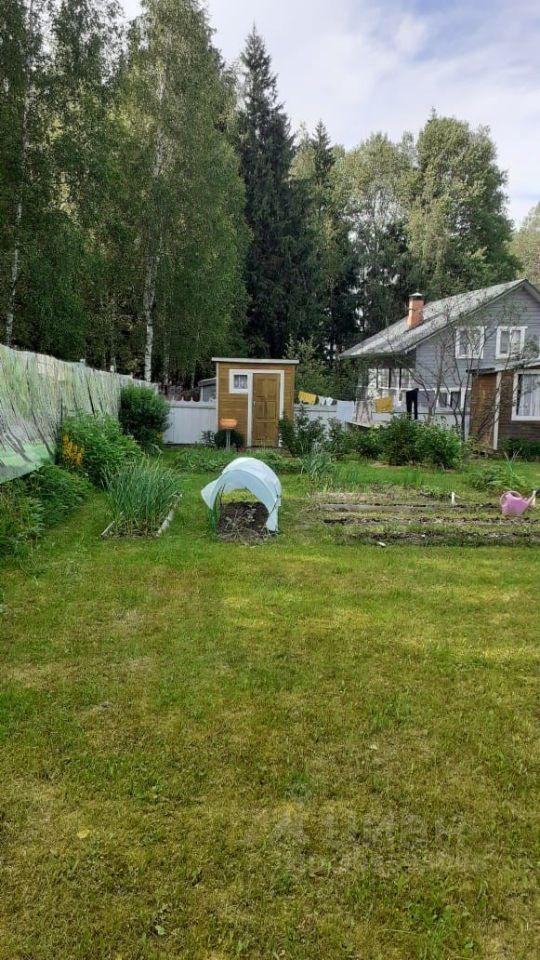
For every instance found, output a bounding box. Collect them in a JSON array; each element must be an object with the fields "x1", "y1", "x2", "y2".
[{"x1": 0, "y1": 458, "x2": 539, "y2": 959}]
